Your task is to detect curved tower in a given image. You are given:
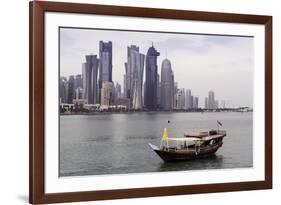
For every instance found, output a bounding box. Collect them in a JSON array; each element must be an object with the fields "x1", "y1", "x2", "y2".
[{"x1": 124, "y1": 45, "x2": 145, "y2": 109}]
